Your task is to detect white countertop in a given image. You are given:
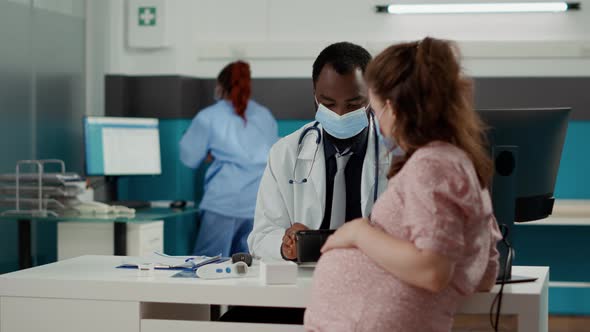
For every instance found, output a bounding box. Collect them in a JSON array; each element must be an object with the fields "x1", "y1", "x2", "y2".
[
  {"x1": 0, "y1": 255, "x2": 314, "y2": 307},
  {"x1": 0, "y1": 255, "x2": 548, "y2": 309},
  {"x1": 552, "y1": 200, "x2": 590, "y2": 217}
]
